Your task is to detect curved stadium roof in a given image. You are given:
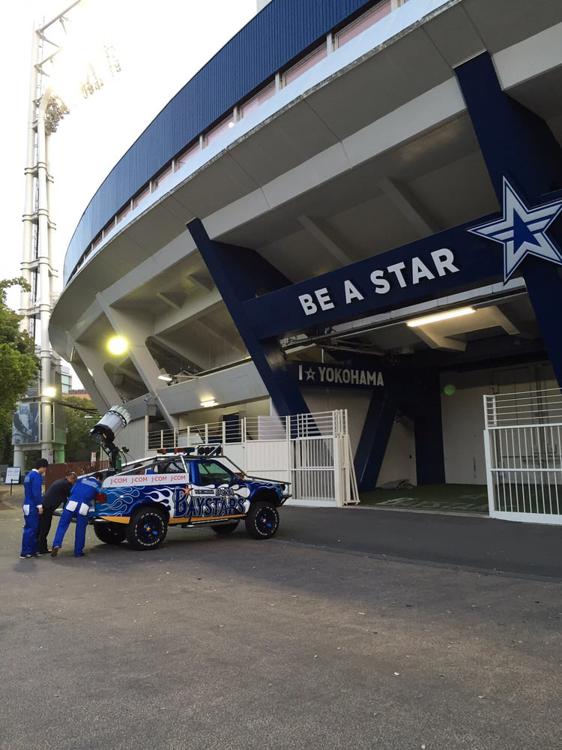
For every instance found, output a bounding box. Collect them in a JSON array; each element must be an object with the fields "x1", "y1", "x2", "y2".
[{"x1": 63, "y1": 0, "x2": 376, "y2": 282}]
